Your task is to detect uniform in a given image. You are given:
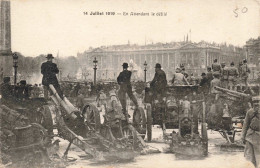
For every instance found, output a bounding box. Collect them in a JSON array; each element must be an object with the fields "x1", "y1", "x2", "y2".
[
  {"x1": 117, "y1": 69, "x2": 138, "y2": 113},
  {"x1": 41, "y1": 60, "x2": 63, "y2": 99},
  {"x1": 242, "y1": 108, "x2": 260, "y2": 167},
  {"x1": 228, "y1": 66, "x2": 239, "y2": 90},
  {"x1": 172, "y1": 72, "x2": 188, "y2": 85},
  {"x1": 150, "y1": 69, "x2": 167, "y2": 98},
  {"x1": 221, "y1": 67, "x2": 229, "y2": 88},
  {"x1": 210, "y1": 78, "x2": 221, "y2": 94},
  {"x1": 241, "y1": 63, "x2": 250, "y2": 88},
  {"x1": 212, "y1": 63, "x2": 221, "y2": 74}
]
